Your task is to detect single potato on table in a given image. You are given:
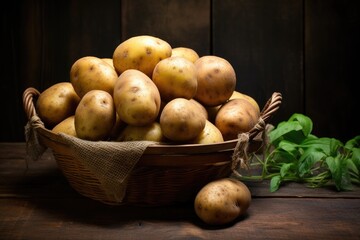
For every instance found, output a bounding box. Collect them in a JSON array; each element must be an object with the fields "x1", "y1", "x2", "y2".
[
  {"x1": 171, "y1": 47, "x2": 199, "y2": 63},
  {"x1": 113, "y1": 35, "x2": 172, "y2": 77},
  {"x1": 160, "y1": 98, "x2": 206, "y2": 142},
  {"x1": 152, "y1": 56, "x2": 197, "y2": 102},
  {"x1": 75, "y1": 90, "x2": 116, "y2": 141},
  {"x1": 113, "y1": 69, "x2": 161, "y2": 126},
  {"x1": 194, "y1": 55, "x2": 236, "y2": 107},
  {"x1": 70, "y1": 56, "x2": 118, "y2": 98},
  {"x1": 36, "y1": 82, "x2": 80, "y2": 128},
  {"x1": 215, "y1": 98, "x2": 260, "y2": 141},
  {"x1": 194, "y1": 178, "x2": 251, "y2": 225}
]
